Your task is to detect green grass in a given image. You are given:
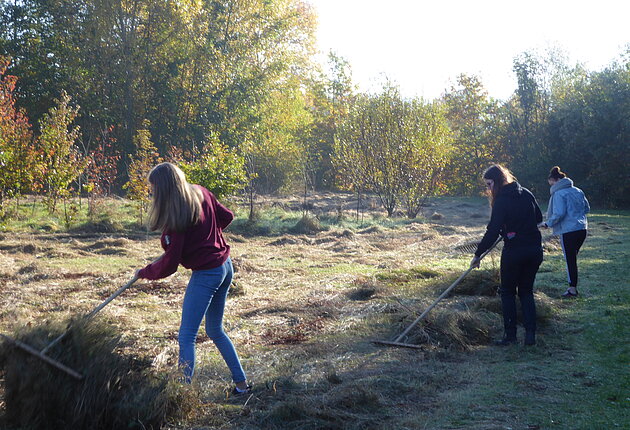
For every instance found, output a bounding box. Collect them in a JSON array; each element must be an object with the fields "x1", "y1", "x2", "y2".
[
  {"x1": 414, "y1": 210, "x2": 630, "y2": 429},
  {"x1": 228, "y1": 205, "x2": 429, "y2": 237},
  {"x1": 45, "y1": 255, "x2": 136, "y2": 273},
  {"x1": 0, "y1": 196, "x2": 143, "y2": 233}
]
